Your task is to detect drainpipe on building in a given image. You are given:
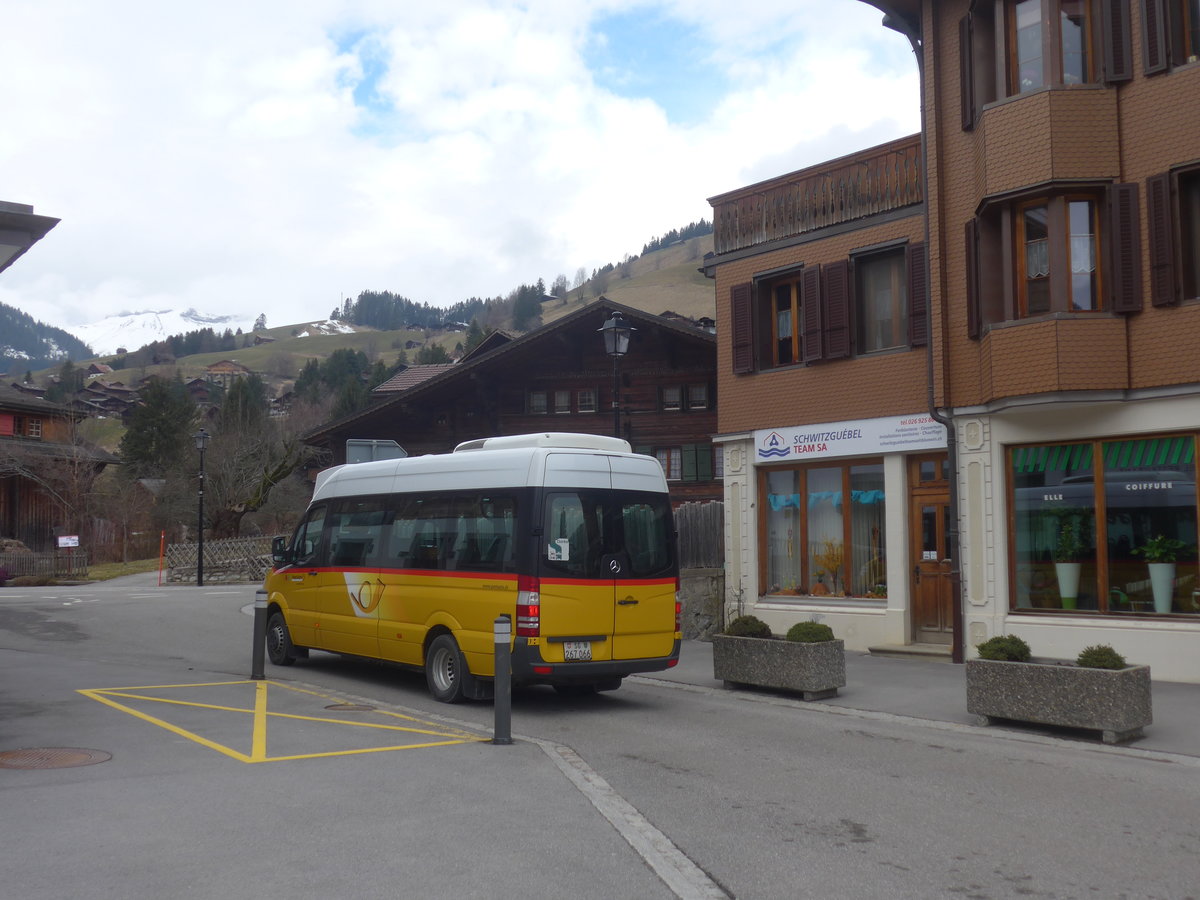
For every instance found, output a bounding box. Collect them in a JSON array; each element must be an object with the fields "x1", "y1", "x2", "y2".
[{"x1": 884, "y1": 6, "x2": 965, "y2": 664}]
